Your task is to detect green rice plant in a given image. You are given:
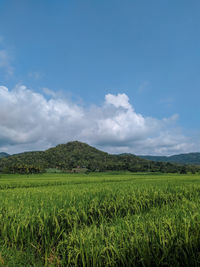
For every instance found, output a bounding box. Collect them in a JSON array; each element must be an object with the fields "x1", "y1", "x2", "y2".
[{"x1": 0, "y1": 172, "x2": 200, "y2": 266}]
